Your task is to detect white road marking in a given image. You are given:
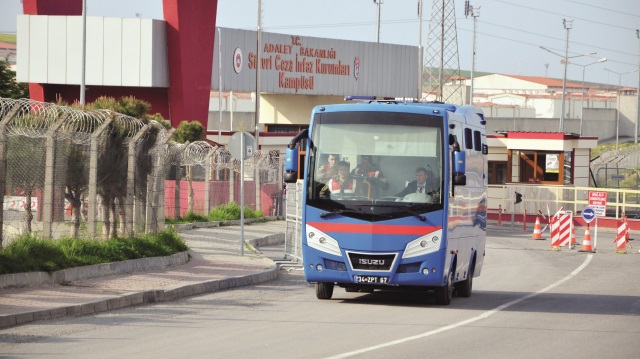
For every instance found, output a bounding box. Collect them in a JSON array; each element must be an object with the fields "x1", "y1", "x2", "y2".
[{"x1": 325, "y1": 255, "x2": 593, "y2": 359}]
